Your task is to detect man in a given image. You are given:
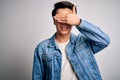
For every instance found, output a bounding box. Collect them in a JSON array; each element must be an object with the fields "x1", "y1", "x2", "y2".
[{"x1": 32, "y1": 1, "x2": 110, "y2": 80}]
